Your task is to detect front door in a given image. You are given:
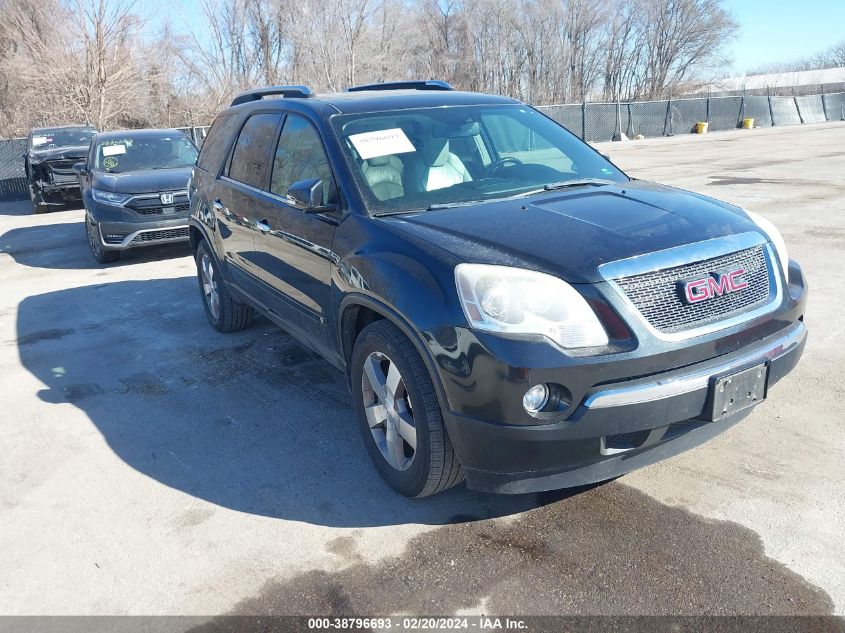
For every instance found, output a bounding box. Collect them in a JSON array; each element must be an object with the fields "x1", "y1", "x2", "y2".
[{"x1": 255, "y1": 113, "x2": 339, "y2": 340}]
